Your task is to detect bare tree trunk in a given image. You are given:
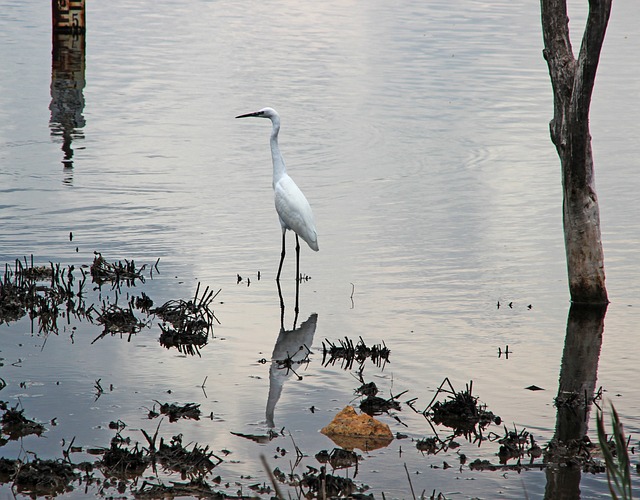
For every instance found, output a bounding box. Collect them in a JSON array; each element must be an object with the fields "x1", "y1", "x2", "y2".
[{"x1": 540, "y1": 0, "x2": 611, "y2": 304}]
